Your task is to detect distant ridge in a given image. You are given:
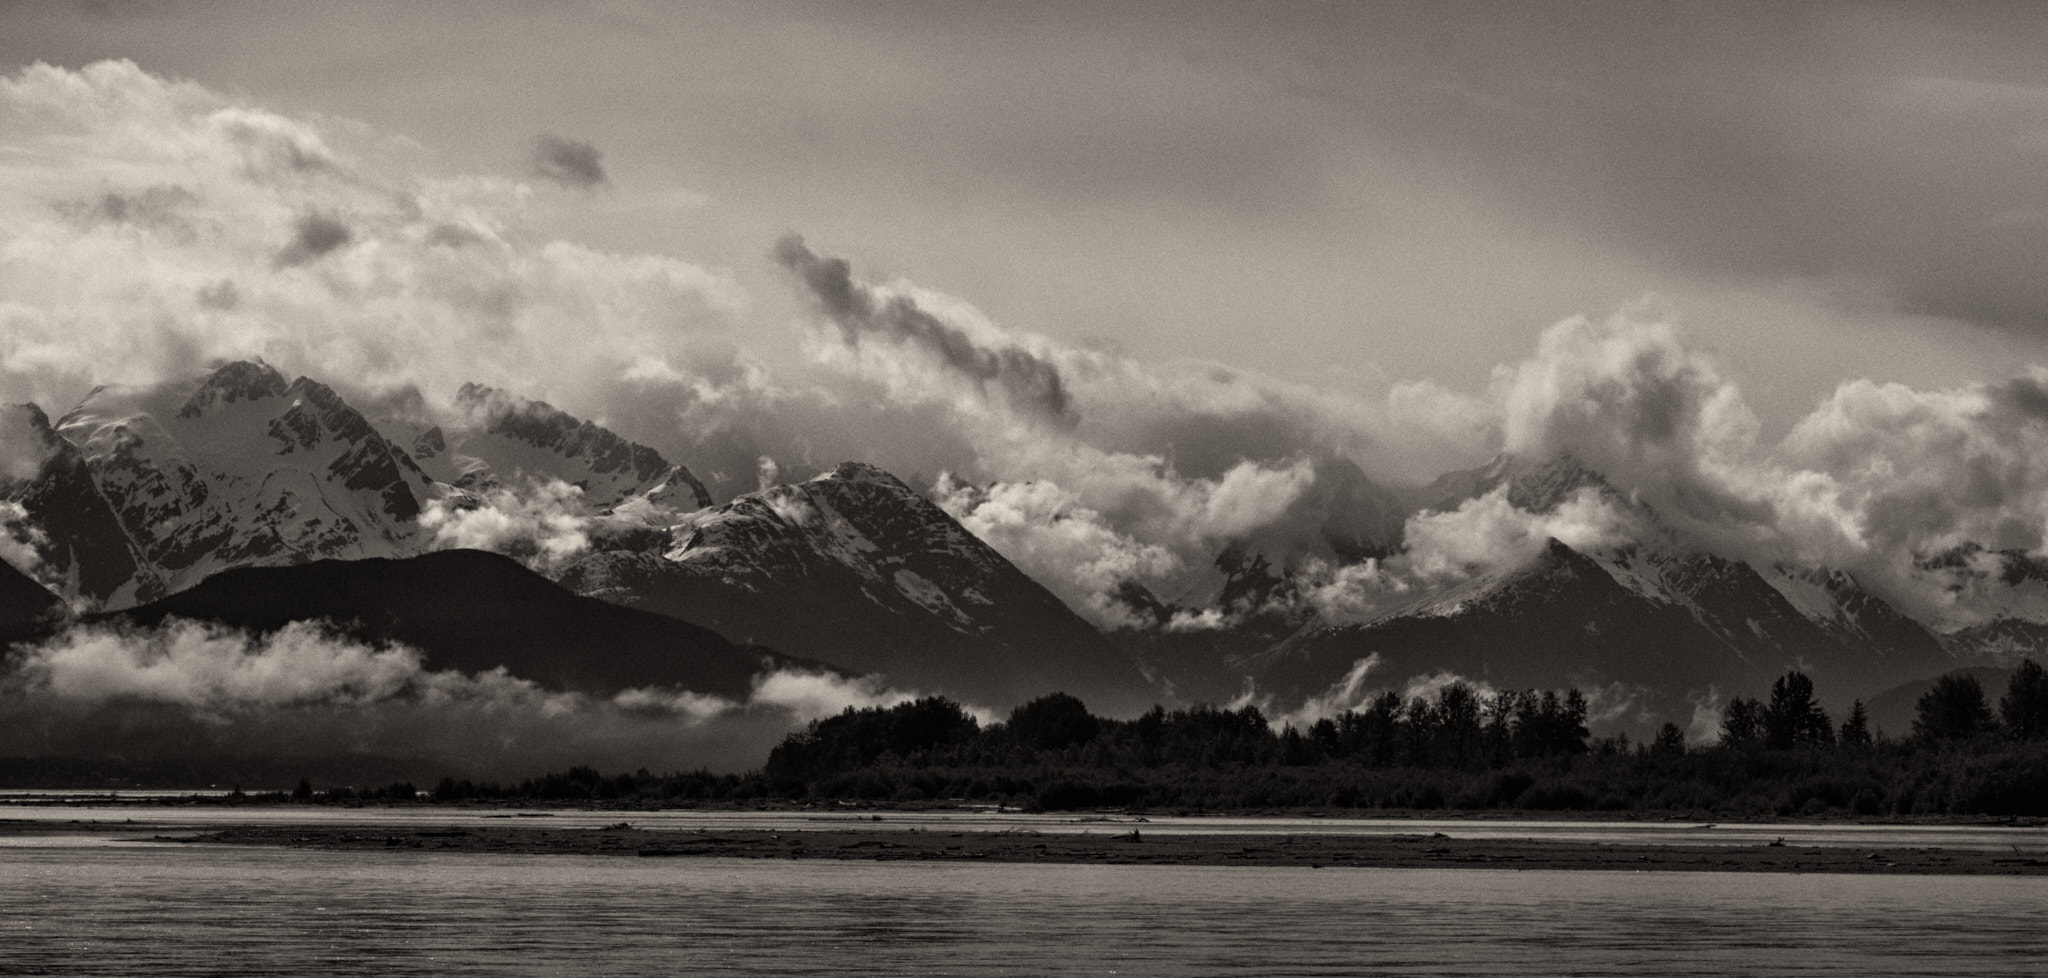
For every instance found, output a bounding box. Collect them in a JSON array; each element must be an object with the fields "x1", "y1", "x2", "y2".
[
  {"x1": 0, "y1": 558, "x2": 63, "y2": 644},
  {"x1": 562, "y1": 462, "x2": 1149, "y2": 713},
  {"x1": 110, "y1": 549, "x2": 839, "y2": 698}
]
